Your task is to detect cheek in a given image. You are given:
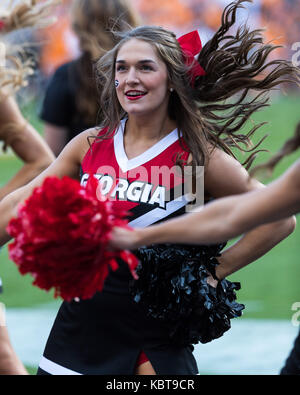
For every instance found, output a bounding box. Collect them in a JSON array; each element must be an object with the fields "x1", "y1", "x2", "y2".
[
  {"x1": 147, "y1": 74, "x2": 169, "y2": 96},
  {"x1": 151, "y1": 83, "x2": 169, "y2": 103},
  {"x1": 116, "y1": 89, "x2": 124, "y2": 106}
]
